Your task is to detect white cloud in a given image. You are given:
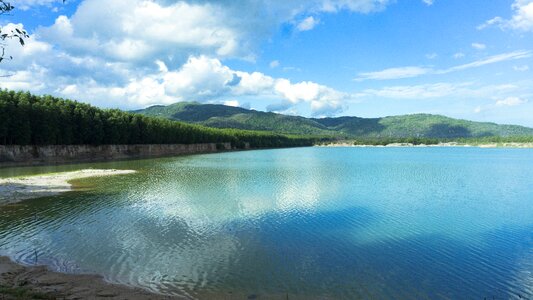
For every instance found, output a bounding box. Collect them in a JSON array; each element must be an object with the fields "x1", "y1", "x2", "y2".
[
  {"x1": 471, "y1": 43, "x2": 486, "y2": 50},
  {"x1": 355, "y1": 51, "x2": 532, "y2": 81},
  {"x1": 362, "y1": 83, "x2": 468, "y2": 99},
  {"x1": 477, "y1": 17, "x2": 504, "y2": 30},
  {"x1": 360, "y1": 82, "x2": 520, "y2": 99},
  {"x1": 32, "y1": 0, "x2": 396, "y2": 65},
  {"x1": 508, "y1": 0, "x2": 533, "y2": 31},
  {"x1": 513, "y1": 65, "x2": 529, "y2": 71},
  {"x1": 317, "y1": 0, "x2": 392, "y2": 13},
  {"x1": 495, "y1": 96, "x2": 528, "y2": 106},
  {"x1": 11, "y1": 0, "x2": 60, "y2": 10},
  {"x1": 296, "y1": 16, "x2": 320, "y2": 31},
  {"x1": 475, "y1": 96, "x2": 528, "y2": 113},
  {"x1": 0, "y1": 42, "x2": 350, "y2": 115},
  {"x1": 38, "y1": 0, "x2": 246, "y2": 63},
  {"x1": 269, "y1": 60, "x2": 280, "y2": 68},
  {"x1": 0, "y1": 0, "x2": 402, "y2": 117},
  {"x1": 440, "y1": 50, "x2": 531, "y2": 73},
  {"x1": 422, "y1": 0, "x2": 434, "y2": 6},
  {"x1": 425, "y1": 53, "x2": 438, "y2": 59},
  {"x1": 223, "y1": 100, "x2": 240, "y2": 107},
  {"x1": 478, "y1": 0, "x2": 533, "y2": 32},
  {"x1": 453, "y1": 52, "x2": 465, "y2": 59},
  {"x1": 355, "y1": 66, "x2": 432, "y2": 81},
  {"x1": 161, "y1": 57, "x2": 349, "y2": 115}
]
